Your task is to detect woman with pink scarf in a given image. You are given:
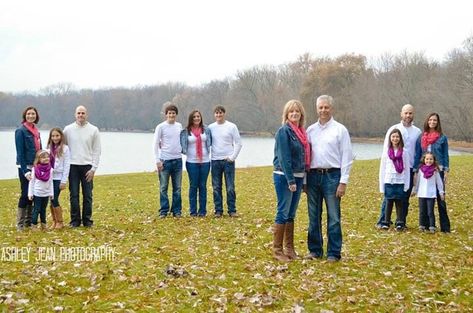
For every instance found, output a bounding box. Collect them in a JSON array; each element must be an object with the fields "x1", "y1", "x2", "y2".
[
  {"x1": 414, "y1": 113, "x2": 450, "y2": 232},
  {"x1": 15, "y1": 106, "x2": 42, "y2": 230}
]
